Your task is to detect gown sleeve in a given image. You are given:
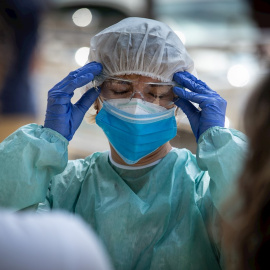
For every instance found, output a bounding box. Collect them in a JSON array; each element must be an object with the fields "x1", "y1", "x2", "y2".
[
  {"x1": 196, "y1": 126, "x2": 247, "y2": 210},
  {"x1": 0, "y1": 124, "x2": 68, "y2": 211},
  {"x1": 37, "y1": 157, "x2": 91, "y2": 213}
]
